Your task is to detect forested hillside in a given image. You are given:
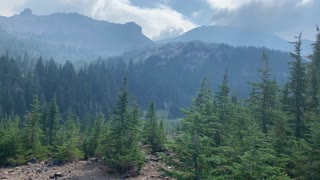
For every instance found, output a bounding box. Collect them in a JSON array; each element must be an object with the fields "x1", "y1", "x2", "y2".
[
  {"x1": 0, "y1": 41, "x2": 292, "y2": 119},
  {"x1": 1, "y1": 27, "x2": 320, "y2": 179}
]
